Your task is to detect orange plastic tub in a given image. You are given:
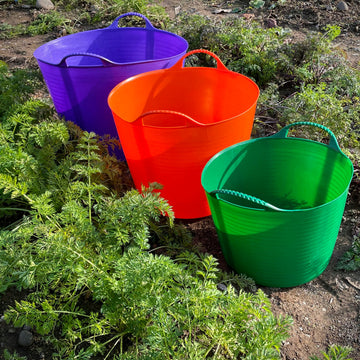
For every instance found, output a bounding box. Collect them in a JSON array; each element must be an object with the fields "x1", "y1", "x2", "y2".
[{"x1": 108, "y1": 49, "x2": 259, "y2": 218}]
